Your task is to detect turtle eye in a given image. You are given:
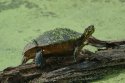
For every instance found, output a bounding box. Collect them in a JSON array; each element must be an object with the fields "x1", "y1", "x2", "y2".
[{"x1": 88, "y1": 29, "x2": 91, "y2": 32}]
